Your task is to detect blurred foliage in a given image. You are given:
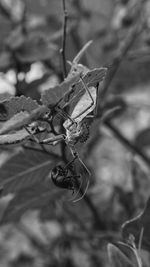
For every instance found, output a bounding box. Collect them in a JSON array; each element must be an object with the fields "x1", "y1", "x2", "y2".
[{"x1": 1, "y1": 0, "x2": 150, "y2": 266}]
